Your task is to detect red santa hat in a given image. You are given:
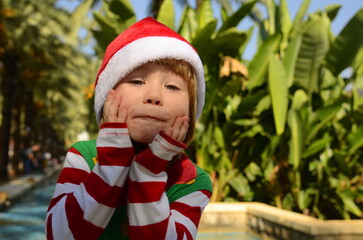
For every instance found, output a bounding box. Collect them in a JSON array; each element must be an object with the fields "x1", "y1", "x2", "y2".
[{"x1": 94, "y1": 17, "x2": 205, "y2": 125}]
